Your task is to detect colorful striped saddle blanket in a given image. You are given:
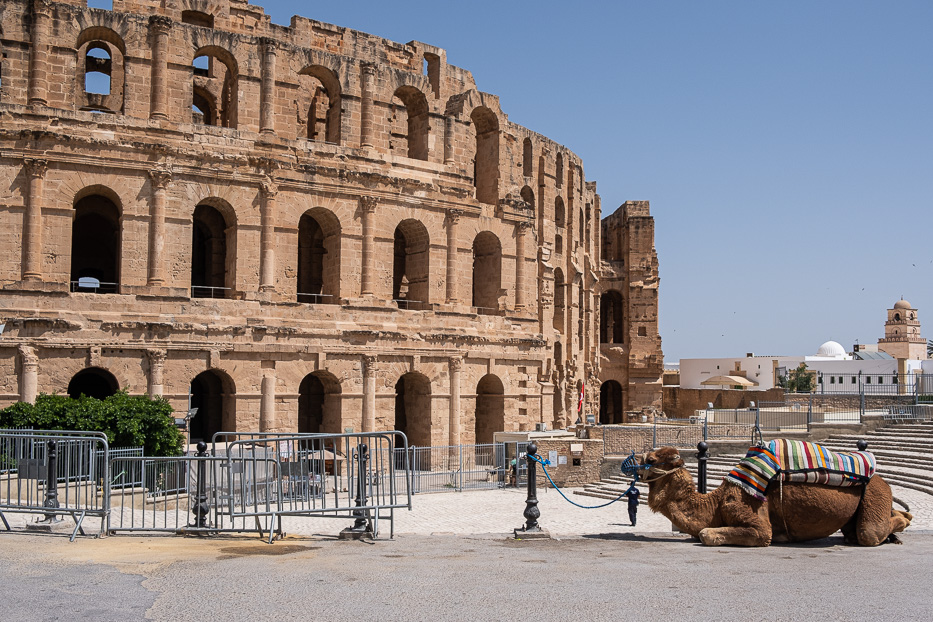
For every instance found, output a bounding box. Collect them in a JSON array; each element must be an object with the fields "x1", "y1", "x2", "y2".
[{"x1": 725, "y1": 439, "x2": 875, "y2": 500}]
